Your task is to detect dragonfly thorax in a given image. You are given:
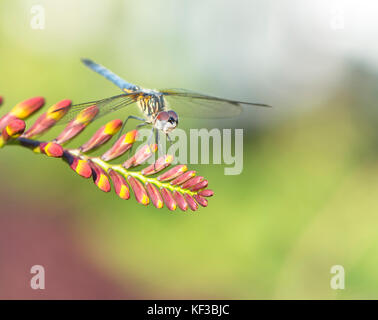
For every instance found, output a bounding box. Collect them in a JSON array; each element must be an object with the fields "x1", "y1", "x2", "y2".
[
  {"x1": 136, "y1": 89, "x2": 179, "y2": 133},
  {"x1": 137, "y1": 91, "x2": 166, "y2": 120}
]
